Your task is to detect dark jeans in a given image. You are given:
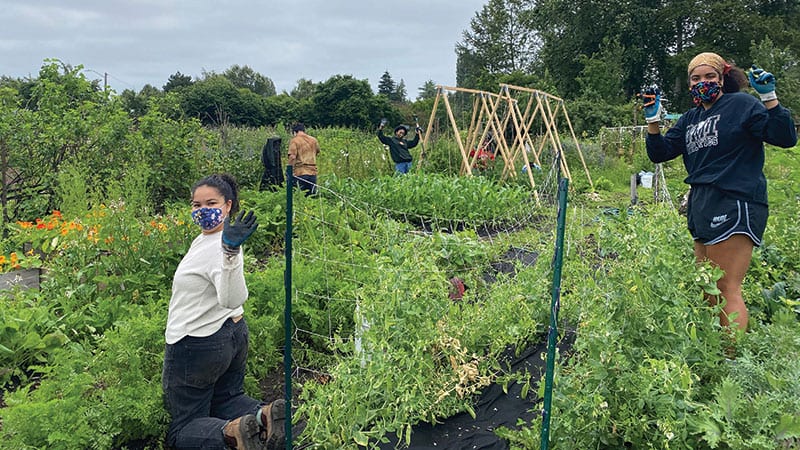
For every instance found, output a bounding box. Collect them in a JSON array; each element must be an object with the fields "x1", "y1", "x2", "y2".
[
  {"x1": 294, "y1": 174, "x2": 317, "y2": 195},
  {"x1": 162, "y1": 318, "x2": 263, "y2": 449}
]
